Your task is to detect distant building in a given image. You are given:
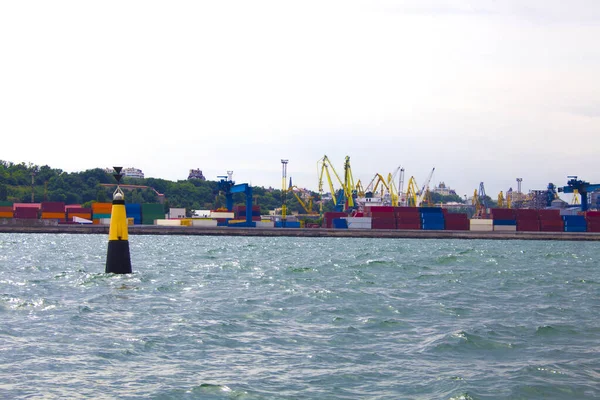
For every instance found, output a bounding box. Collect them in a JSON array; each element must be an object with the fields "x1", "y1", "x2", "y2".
[
  {"x1": 103, "y1": 167, "x2": 144, "y2": 179},
  {"x1": 188, "y1": 168, "x2": 206, "y2": 180},
  {"x1": 432, "y1": 182, "x2": 456, "y2": 196}
]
